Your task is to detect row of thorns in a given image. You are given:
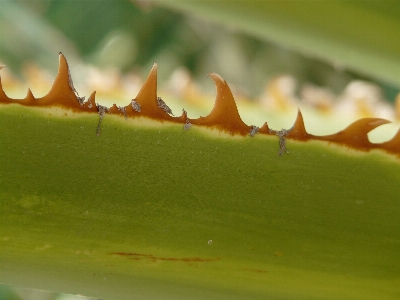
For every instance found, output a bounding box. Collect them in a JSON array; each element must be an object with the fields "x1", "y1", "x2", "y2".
[{"x1": 95, "y1": 97, "x2": 290, "y2": 156}]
